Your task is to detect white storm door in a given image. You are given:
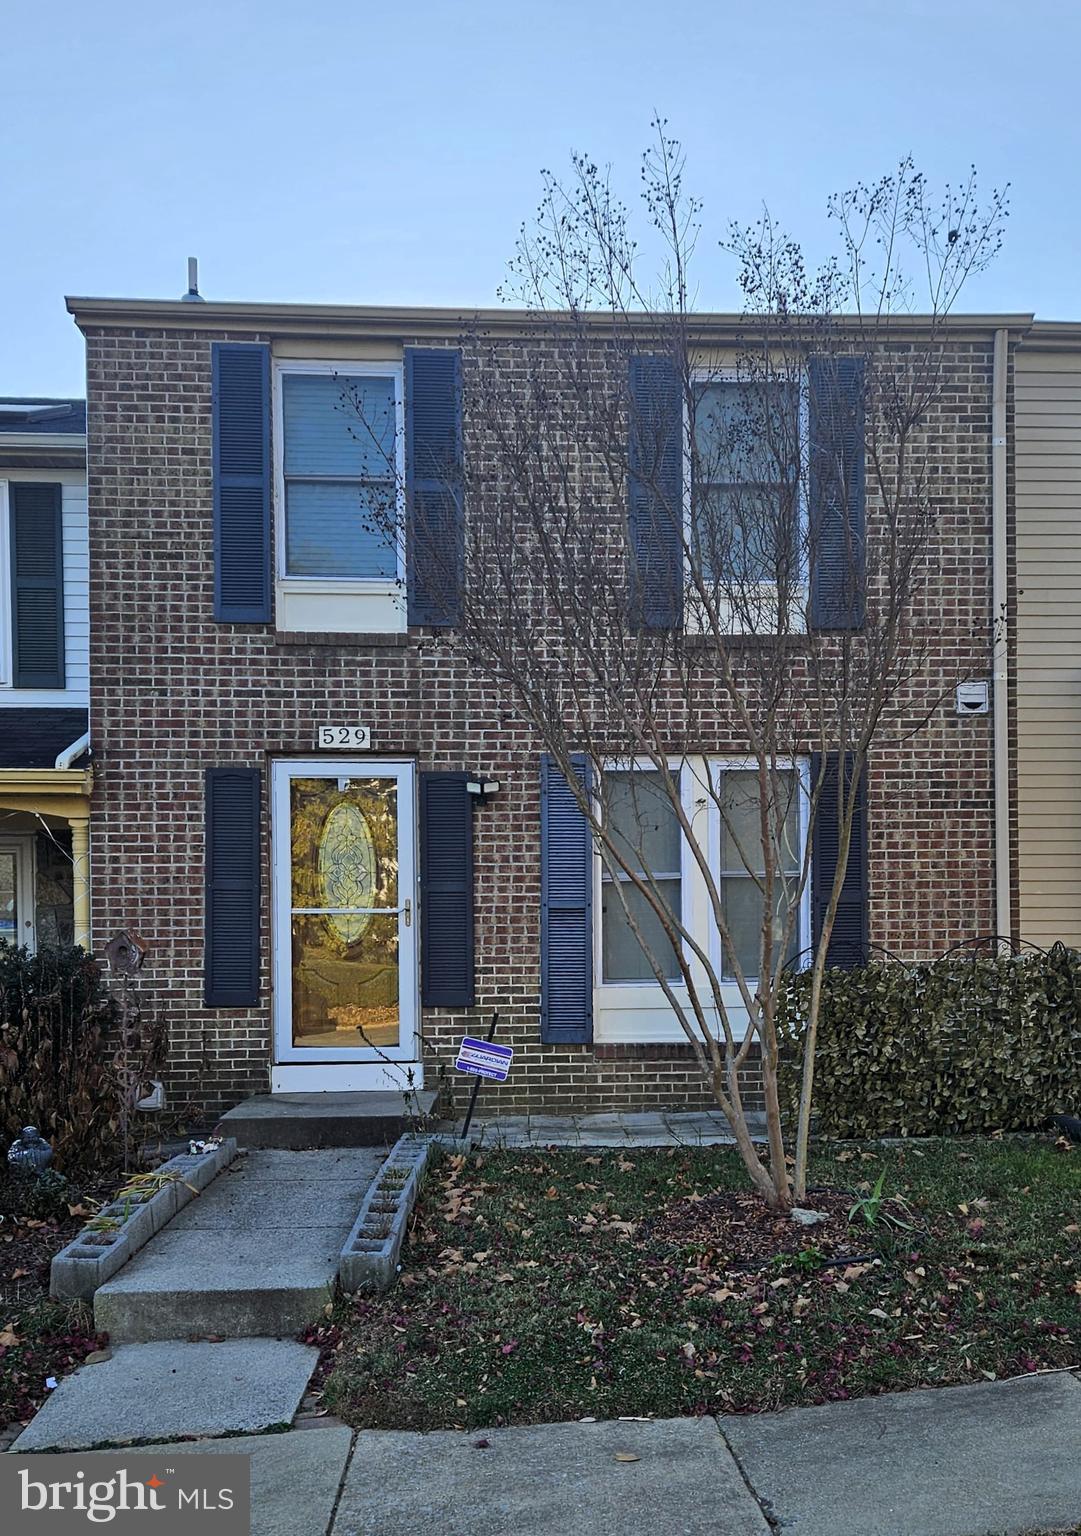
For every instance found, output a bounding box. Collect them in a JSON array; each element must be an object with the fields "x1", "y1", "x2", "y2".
[{"x1": 272, "y1": 760, "x2": 417, "y2": 1064}]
